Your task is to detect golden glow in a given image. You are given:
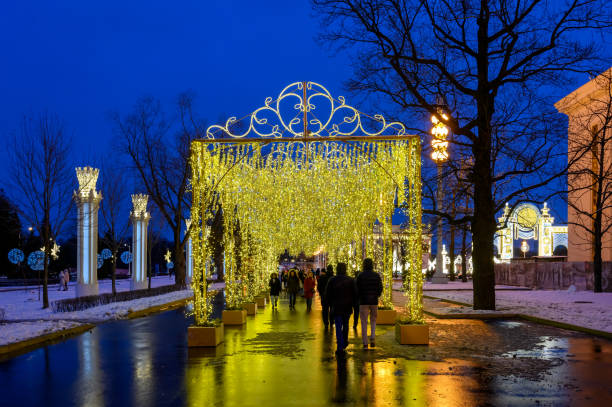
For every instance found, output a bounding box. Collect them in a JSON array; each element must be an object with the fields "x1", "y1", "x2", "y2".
[
  {"x1": 164, "y1": 249, "x2": 172, "y2": 264},
  {"x1": 131, "y1": 194, "x2": 149, "y2": 219},
  {"x1": 75, "y1": 167, "x2": 100, "y2": 198},
  {"x1": 430, "y1": 114, "x2": 449, "y2": 163},
  {"x1": 189, "y1": 83, "x2": 424, "y2": 326}
]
